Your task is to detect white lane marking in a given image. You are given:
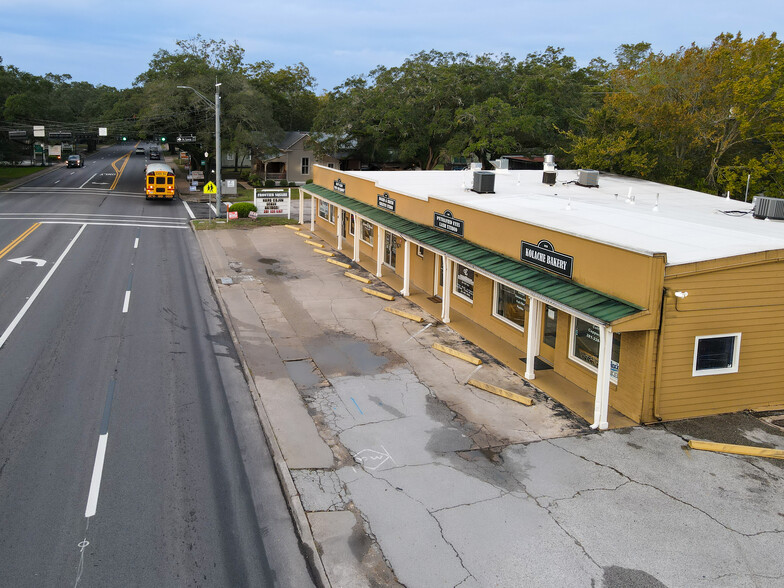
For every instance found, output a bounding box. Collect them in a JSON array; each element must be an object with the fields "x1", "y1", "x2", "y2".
[
  {"x1": 133, "y1": 237, "x2": 139, "y2": 249},
  {"x1": 0, "y1": 224, "x2": 86, "y2": 349},
  {"x1": 54, "y1": 180, "x2": 61, "y2": 184},
  {"x1": 209, "y1": 203, "x2": 218, "y2": 215},
  {"x1": 85, "y1": 434, "x2": 108, "y2": 518},
  {"x1": 122, "y1": 290, "x2": 131, "y2": 313},
  {"x1": 182, "y1": 201, "x2": 195, "y2": 219},
  {"x1": 0, "y1": 211, "x2": 185, "y2": 221},
  {"x1": 79, "y1": 173, "x2": 97, "y2": 189}
]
